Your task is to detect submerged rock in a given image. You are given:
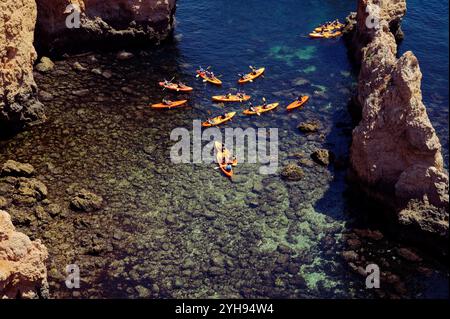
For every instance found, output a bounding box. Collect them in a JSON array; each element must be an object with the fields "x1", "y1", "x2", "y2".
[
  {"x1": 298, "y1": 121, "x2": 320, "y2": 133},
  {"x1": 117, "y1": 51, "x2": 134, "y2": 61},
  {"x1": 311, "y1": 149, "x2": 333, "y2": 166},
  {"x1": 70, "y1": 189, "x2": 103, "y2": 212},
  {"x1": 35, "y1": 57, "x2": 55, "y2": 73},
  {"x1": 1, "y1": 160, "x2": 35, "y2": 177},
  {"x1": 72, "y1": 62, "x2": 88, "y2": 72},
  {"x1": 281, "y1": 164, "x2": 304, "y2": 181}
]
